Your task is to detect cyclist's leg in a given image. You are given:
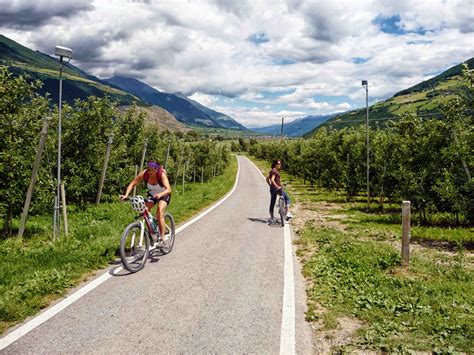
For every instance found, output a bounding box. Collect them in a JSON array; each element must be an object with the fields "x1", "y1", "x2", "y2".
[
  {"x1": 156, "y1": 196, "x2": 170, "y2": 238},
  {"x1": 282, "y1": 190, "x2": 290, "y2": 207},
  {"x1": 146, "y1": 192, "x2": 156, "y2": 211},
  {"x1": 282, "y1": 190, "x2": 293, "y2": 218},
  {"x1": 269, "y1": 189, "x2": 277, "y2": 219}
]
